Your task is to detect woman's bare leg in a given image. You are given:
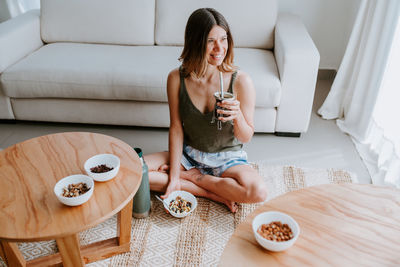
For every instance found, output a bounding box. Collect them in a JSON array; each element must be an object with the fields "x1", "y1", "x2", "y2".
[
  {"x1": 144, "y1": 152, "x2": 238, "y2": 212},
  {"x1": 181, "y1": 165, "x2": 267, "y2": 203},
  {"x1": 180, "y1": 177, "x2": 238, "y2": 213},
  {"x1": 149, "y1": 171, "x2": 237, "y2": 212}
]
